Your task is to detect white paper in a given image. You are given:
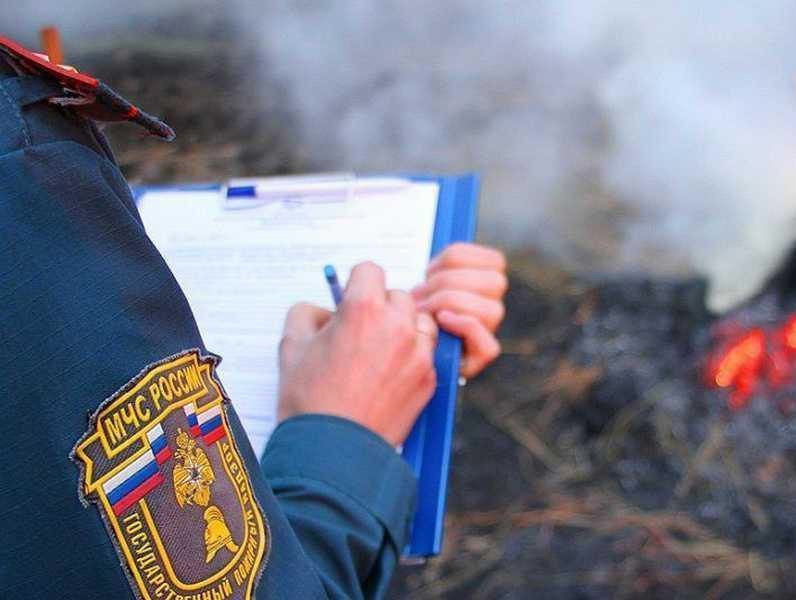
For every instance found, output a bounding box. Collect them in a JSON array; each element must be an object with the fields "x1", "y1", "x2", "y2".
[{"x1": 138, "y1": 179, "x2": 439, "y2": 456}]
